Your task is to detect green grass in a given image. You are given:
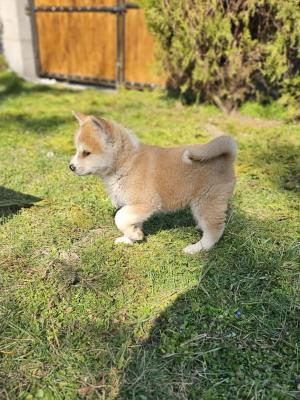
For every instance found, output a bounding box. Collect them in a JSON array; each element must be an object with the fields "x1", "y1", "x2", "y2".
[{"x1": 0, "y1": 71, "x2": 299, "y2": 400}]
